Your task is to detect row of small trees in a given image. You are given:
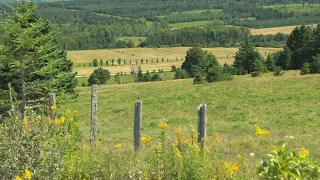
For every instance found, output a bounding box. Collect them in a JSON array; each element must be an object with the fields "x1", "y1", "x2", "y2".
[{"x1": 86, "y1": 57, "x2": 184, "y2": 67}]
